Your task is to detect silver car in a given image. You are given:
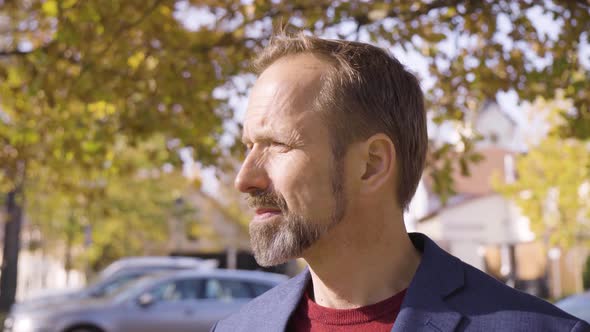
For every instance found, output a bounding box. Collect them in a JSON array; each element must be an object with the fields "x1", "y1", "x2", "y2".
[
  {"x1": 11, "y1": 256, "x2": 218, "y2": 314},
  {"x1": 555, "y1": 291, "x2": 590, "y2": 323},
  {"x1": 4, "y1": 269, "x2": 288, "y2": 332}
]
